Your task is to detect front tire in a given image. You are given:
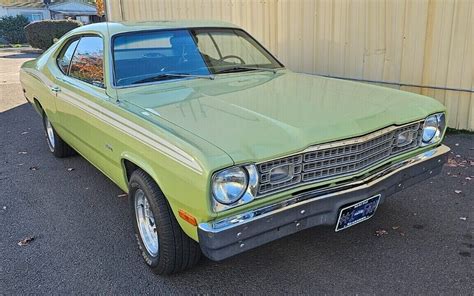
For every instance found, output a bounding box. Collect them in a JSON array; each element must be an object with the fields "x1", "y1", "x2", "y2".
[
  {"x1": 42, "y1": 114, "x2": 75, "y2": 158},
  {"x1": 129, "y1": 169, "x2": 201, "y2": 275}
]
